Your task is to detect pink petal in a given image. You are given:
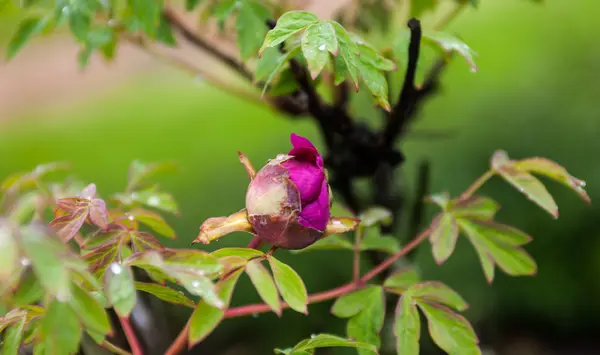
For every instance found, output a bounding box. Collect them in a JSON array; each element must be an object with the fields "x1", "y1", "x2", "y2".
[
  {"x1": 298, "y1": 179, "x2": 330, "y2": 231},
  {"x1": 283, "y1": 159, "x2": 324, "y2": 204}
]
